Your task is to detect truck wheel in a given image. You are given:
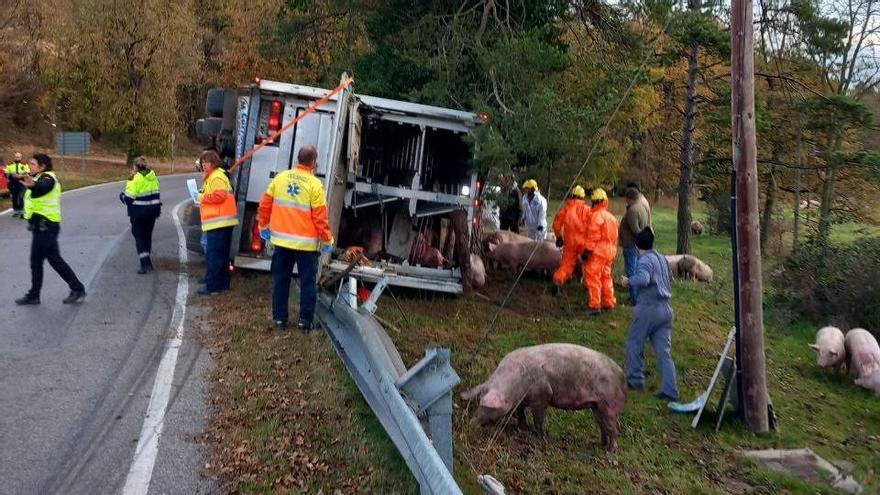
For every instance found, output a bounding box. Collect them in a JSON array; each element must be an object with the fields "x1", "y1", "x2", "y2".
[
  {"x1": 196, "y1": 117, "x2": 223, "y2": 140},
  {"x1": 206, "y1": 88, "x2": 226, "y2": 117}
]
